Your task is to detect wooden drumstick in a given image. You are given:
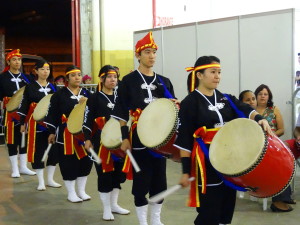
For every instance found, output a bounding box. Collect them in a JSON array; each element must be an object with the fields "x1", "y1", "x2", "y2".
[
  {"x1": 41, "y1": 143, "x2": 52, "y2": 162},
  {"x1": 148, "y1": 177, "x2": 195, "y2": 204},
  {"x1": 89, "y1": 148, "x2": 101, "y2": 164},
  {"x1": 126, "y1": 149, "x2": 141, "y2": 173},
  {"x1": 21, "y1": 132, "x2": 25, "y2": 148}
]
